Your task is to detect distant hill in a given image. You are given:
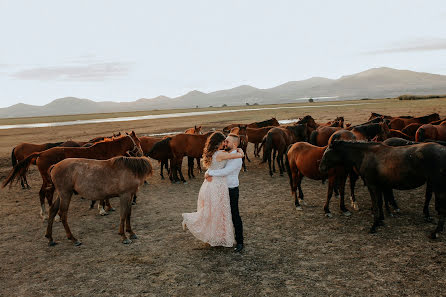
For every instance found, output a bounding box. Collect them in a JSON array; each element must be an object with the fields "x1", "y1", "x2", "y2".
[{"x1": 2, "y1": 67, "x2": 446, "y2": 118}]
